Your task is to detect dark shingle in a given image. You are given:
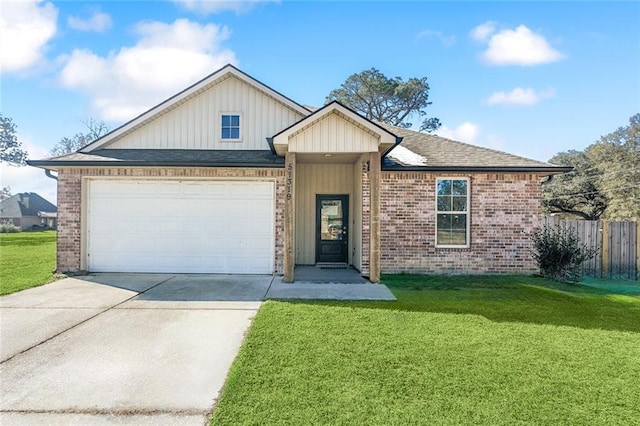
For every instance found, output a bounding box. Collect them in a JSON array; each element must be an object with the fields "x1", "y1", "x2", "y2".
[
  {"x1": 0, "y1": 193, "x2": 56, "y2": 218},
  {"x1": 380, "y1": 123, "x2": 562, "y2": 169},
  {"x1": 29, "y1": 150, "x2": 284, "y2": 167}
]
